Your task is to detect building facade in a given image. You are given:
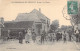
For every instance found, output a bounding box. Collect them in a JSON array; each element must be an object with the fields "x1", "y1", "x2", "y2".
[
  {"x1": 0, "y1": 9, "x2": 50, "y2": 39},
  {"x1": 15, "y1": 9, "x2": 50, "y2": 35}
]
